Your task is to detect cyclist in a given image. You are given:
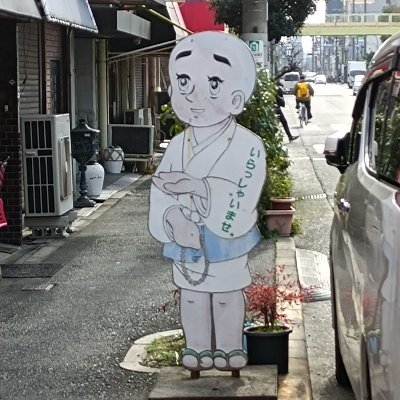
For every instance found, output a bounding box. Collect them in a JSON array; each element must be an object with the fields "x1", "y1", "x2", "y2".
[
  {"x1": 294, "y1": 74, "x2": 314, "y2": 120},
  {"x1": 275, "y1": 82, "x2": 299, "y2": 141}
]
